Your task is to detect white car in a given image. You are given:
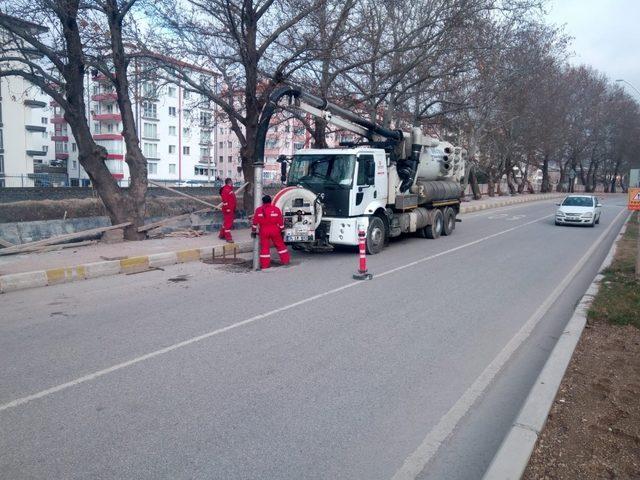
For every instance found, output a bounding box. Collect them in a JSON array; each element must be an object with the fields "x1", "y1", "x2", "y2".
[{"x1": 555, "y1": 195, "x2": 602, "y2": 227}]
